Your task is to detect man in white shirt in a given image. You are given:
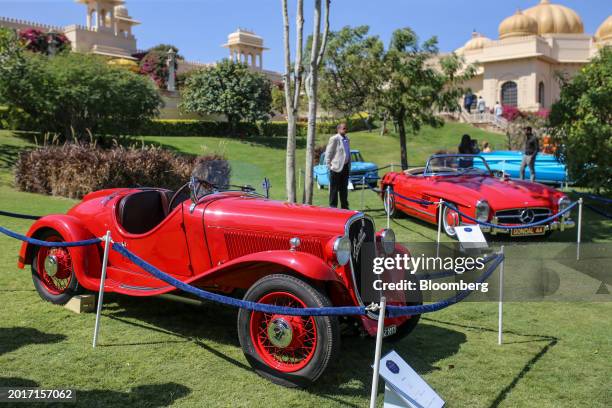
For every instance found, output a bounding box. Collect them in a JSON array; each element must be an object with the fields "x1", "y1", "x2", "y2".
[
  {"x1": 494, "y1": 101, "x2": 503, "y2": 118},
  {"x1": 477, "y1": 96, "x2": 487, "y2": 114},
  {"x1": 325, "y1": 123, "x2": 351, "y2": 209}
]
